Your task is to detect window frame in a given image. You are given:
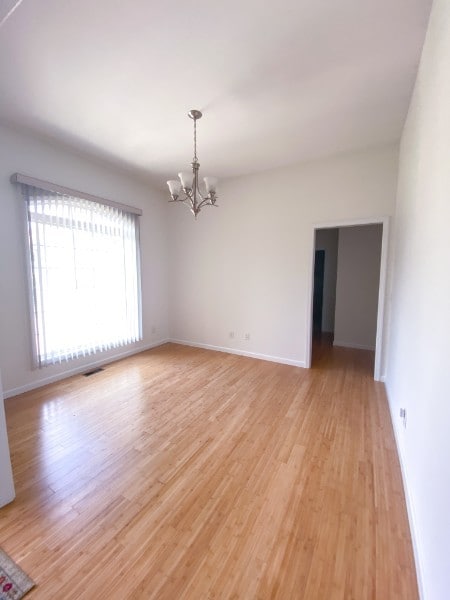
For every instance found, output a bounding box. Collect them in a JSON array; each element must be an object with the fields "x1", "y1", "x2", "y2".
[{"x1": 13, "y1": 173, "x2": 143, "y2": 368}]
